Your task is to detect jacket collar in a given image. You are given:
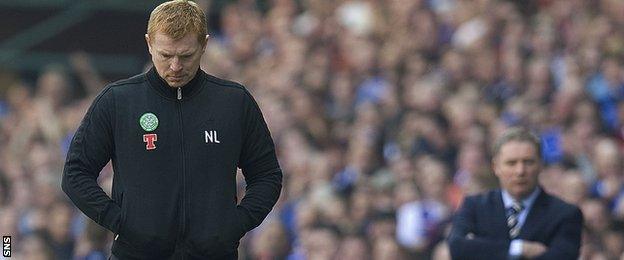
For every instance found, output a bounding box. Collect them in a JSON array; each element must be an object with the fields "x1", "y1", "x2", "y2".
[
  {"x1": 501, "y1": 187, "x2": 541, "y2": 211},
  {"x1": 146, "y1": 66, "x2": 205, "y2": 100},
  {"x1": 497, "y1": 188, "x2": 550, "y2": 240},
  {"x1": 518, "y1": 188, "x2": 549, "y2": 239}
]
